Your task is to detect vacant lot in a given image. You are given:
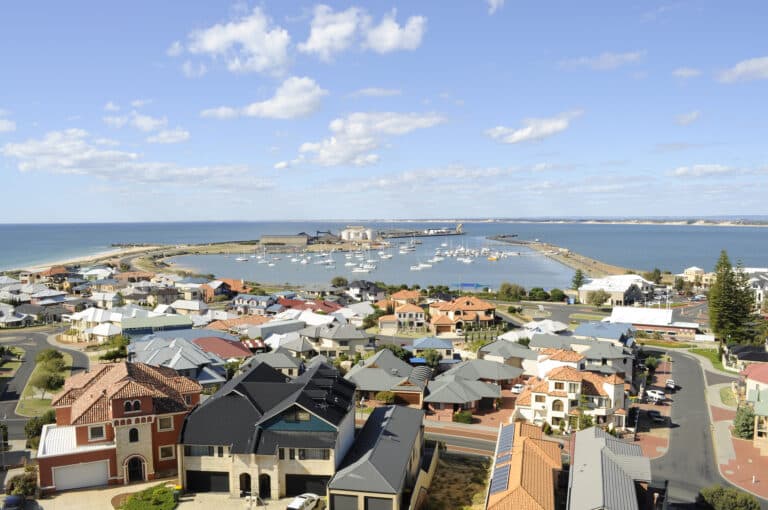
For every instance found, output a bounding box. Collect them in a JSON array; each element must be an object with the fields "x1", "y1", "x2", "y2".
[{"x1": 428, "y1": 454, "x2": 489, "y2": 510}]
